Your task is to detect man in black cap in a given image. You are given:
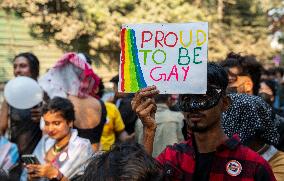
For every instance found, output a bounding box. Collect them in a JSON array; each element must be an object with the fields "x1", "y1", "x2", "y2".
[{"x1": 132, "y1": 63, "x2": 276, "y2": 181}]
